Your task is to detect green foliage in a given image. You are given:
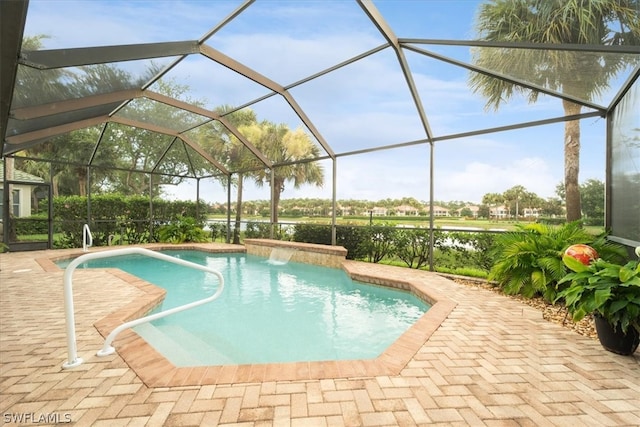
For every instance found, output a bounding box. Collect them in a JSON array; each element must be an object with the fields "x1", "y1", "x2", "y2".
[
  {"x1": 556, "y1": 179, "x2": 606, "y2": 224},
  {"x1": 244, "y1": 221, "x2": 268, "y2": 239},
  {"x1": 292, "y1": 223, "x2": 370, "y2": 261},
  {"x1": 537, "y1": 217, "x2": 566, "y2": 226},
  {"x1": 52, "y1": 195, "x2": 206, "y2": 247},
  {"x1": 53, "y1": 195, "x2": 94, "y2": 247},
  {"x1": 394, "y1": 227, "x2": 437, "y2": 269},
  {"x1": 92, "y1": 194, "x2": 129, "y2": 245},
  {"x1": 117, "y1": 196, "x2": 152, "y2": 244},
  {"x1": 488, "y1": 221, "x2": 625, "y2": 301},
  {"x1": 556, "y1": 259, "x2": 640, "y2": 334},
  {"x1": 580, "y1": 179, "x2": 605, "y2": 224},
  {"x1": 471, "y1": 0, "x2": 639, "y2": 222},
  {"x1": 208, "y1": 222, "x2": 227, "y2": 242},
  {"x1": 292, "y1": 224, "x2": 496, "y2": 270},
  {"x1": 584, "y1": 236, "x2": 629, "y2": 267},
  {"x1": 293, "y1": 224, "x2": 332, "y2": 245},
  {"x1": 360, "y1": 224, "x2": 398, "y2": 263},
  {"x1": 152, "y1": 199, "x2": 208, "y2": 224},
  {"x1": 335, "y1": 225, "x2": 369, "y2": 261},
  {"x1": 13, "y1": 215, "x2": 49, "y2": 235},
  {"x1": 157, "y1": 216, "x2": 208, "y2": 244},
  {"x1": 244, "y1": 221, "x2": 291, "y2": 240},
  {"x1": 442, "y1": 231, "x2": 497, "y2": 271}
]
